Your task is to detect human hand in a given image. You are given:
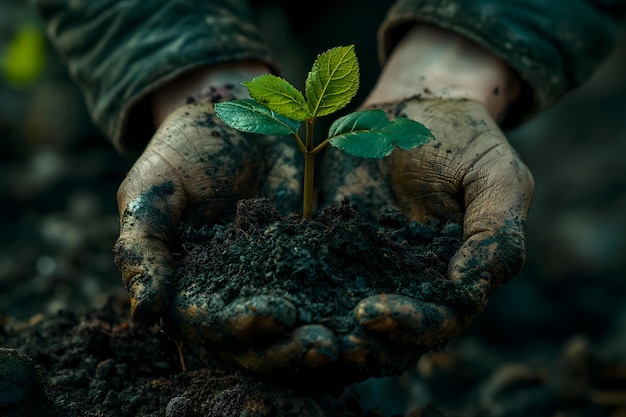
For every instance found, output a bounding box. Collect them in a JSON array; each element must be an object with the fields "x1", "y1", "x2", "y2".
[
  {"x1": 200, "y1": 97, "x2": 534, "y2": 382},
  {"x1": 113, "y1": 63, "x2": 301, "y2": 322},
  {"x1": 113, "y1": 64, "x2": 346, "y2": 376},
  {"x1": 113, "y1": 100, "x2": 259, "y2": 322},
  {"x1": 324, "y1": 97, "x2": 534, "y2": 372},
  {"x1": 320, "y1": 25, "x2": 535, "y2": 374}
]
